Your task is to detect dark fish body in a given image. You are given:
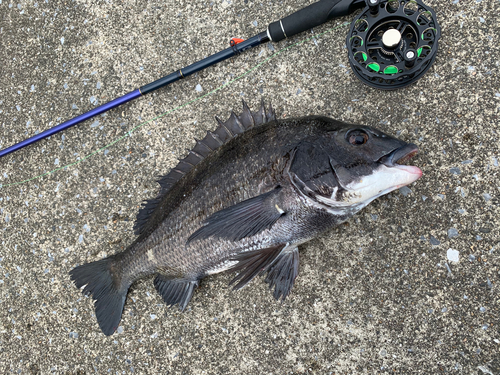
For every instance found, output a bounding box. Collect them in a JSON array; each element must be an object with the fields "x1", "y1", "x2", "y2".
[{"x1": 70, "y1": 102, "x2": 422, "y2": 335}]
